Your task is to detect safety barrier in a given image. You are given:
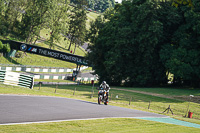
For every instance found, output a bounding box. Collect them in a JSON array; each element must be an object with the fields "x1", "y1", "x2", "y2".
[
  {"x1": 34, "y1": 75, "x2": 66, "y2": 80},
  {"x1": 0, "y1": 66, "x2": 88, "y2": 73},
  {"x1": 0, "y1": 70, "x2": 34, "y2": 89},
  {"x1": 0, "y1": 66, "x2": 96, "y2": 81},
  {"x1": 76, "y1": 77, "x2": 98, "y2": 81},
  {"x1": 33, "y1": 75, "x2": 98, "y2": 81}
]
